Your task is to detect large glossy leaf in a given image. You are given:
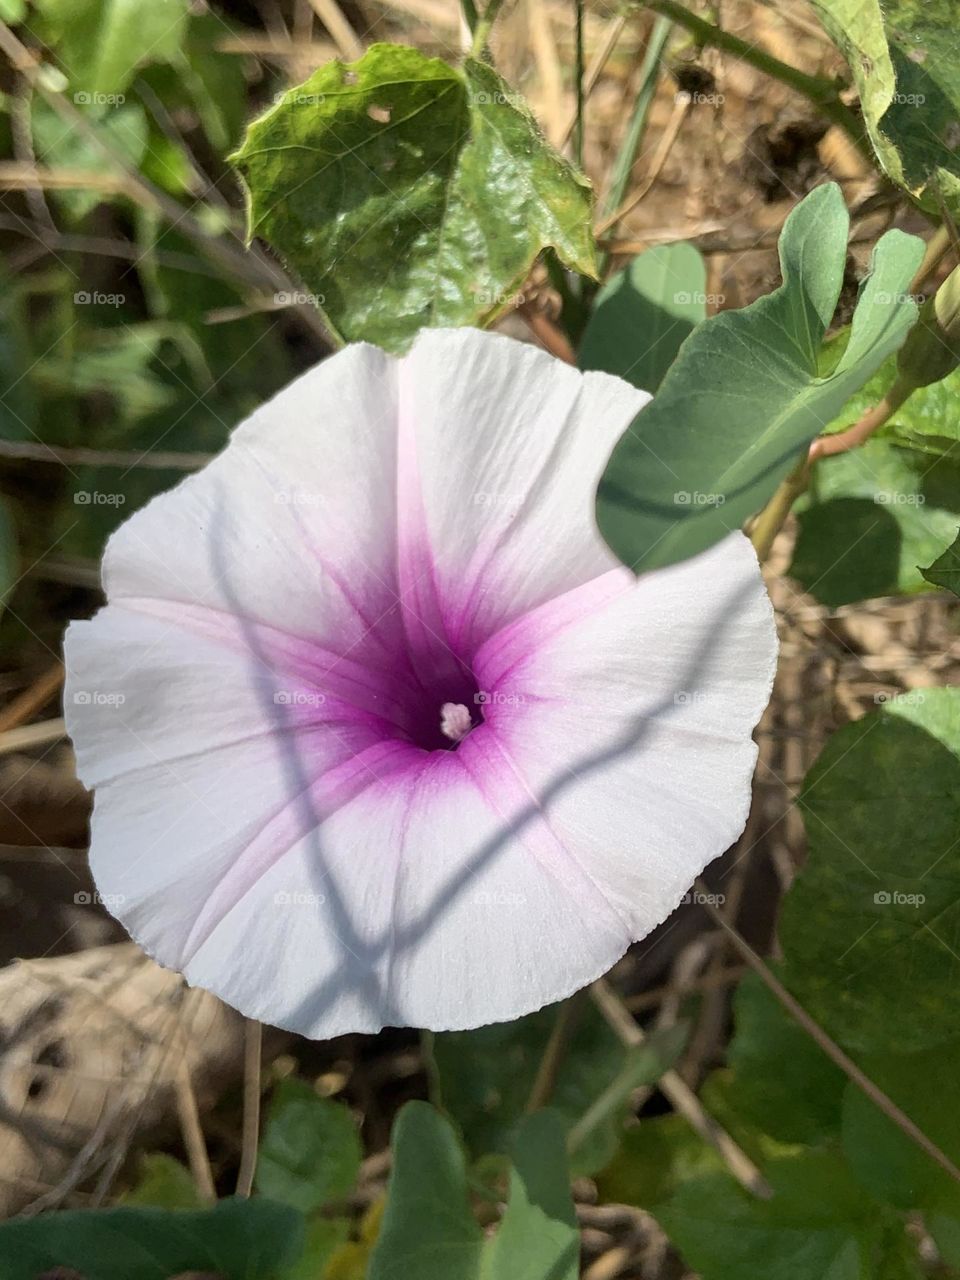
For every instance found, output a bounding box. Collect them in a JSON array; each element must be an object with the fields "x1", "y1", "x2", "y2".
[
  {"x1": 597, "y1": 183, "x2": 923, "y2": 573},
  {"x1": 779, "y1": 689, "x2": 960, "y2": 1054},
  {"x1": 810, "y1": 0, "x2": 960, "y2": 218},
  {"x1": 255, "y1": 1078, "x2": 361, "y2": 1213},
  {"x1": 579, "y1": 242, "x2": 707, "y2": 393},
  {"x1": 37, "y1": 0, "x2": 188, "y2": 96},
  {"x1": 232, "y1": 44, "x2": 596, "y2": 350},
  {"x1": 0, "y1": 1197, "x2": 303, "y2": 1280}
]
